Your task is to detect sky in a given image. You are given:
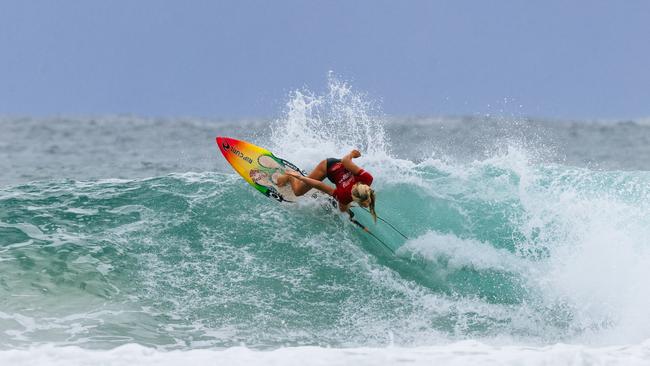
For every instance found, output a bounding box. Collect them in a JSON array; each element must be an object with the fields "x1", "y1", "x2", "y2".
[{"x1": 1, "y1": 0, "x2": 649, "y2": 120}]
